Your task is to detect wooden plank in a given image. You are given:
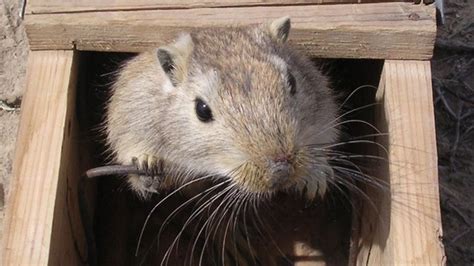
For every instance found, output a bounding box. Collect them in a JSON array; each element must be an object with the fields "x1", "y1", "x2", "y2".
[
  {"x1": 24, "y1": 2, "x2": 436, "y2": 60},
  {"x1": 26, "y1": 0, "x2": 410, "y2": 14},
  {"x1": 0, "y1": 51, "x2": 86, "y2": 265},
  {"x1": 354, "y1": 61, "x2": 445, "y2": 265}
]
